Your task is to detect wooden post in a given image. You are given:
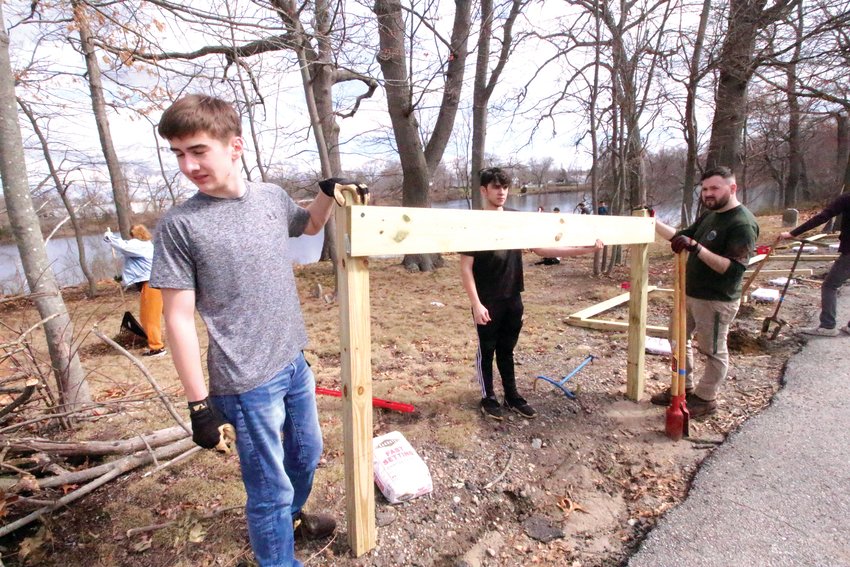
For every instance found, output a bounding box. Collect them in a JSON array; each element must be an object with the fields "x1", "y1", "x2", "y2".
[
  {"x1": 626, "y1": 209, "x2": 650, "y2": 401},
  {"x1": 334, "y1": 201, "x2": 376, "y2": 556}
]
